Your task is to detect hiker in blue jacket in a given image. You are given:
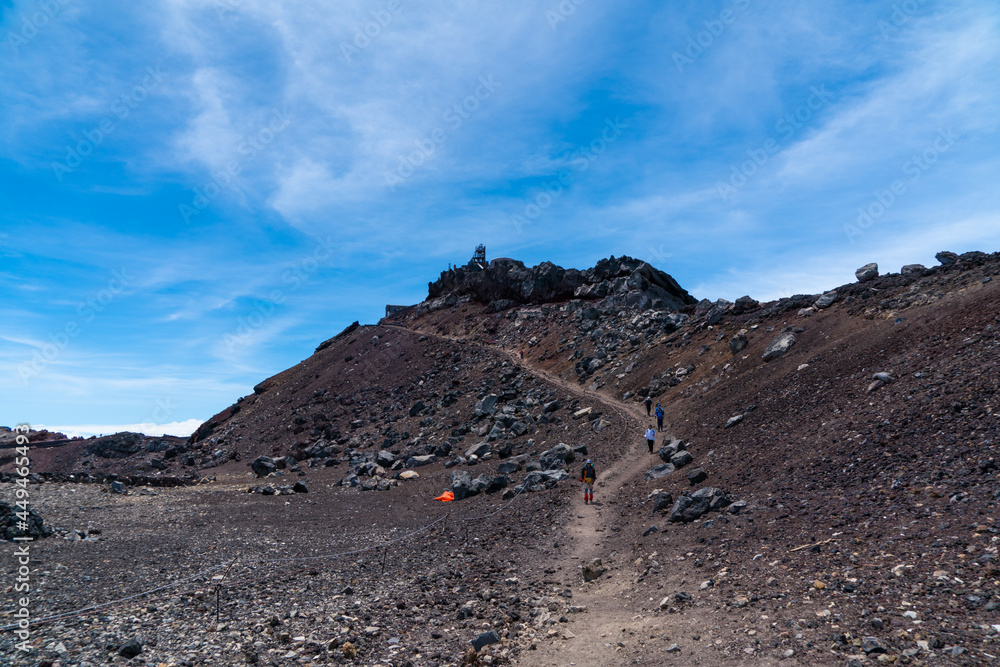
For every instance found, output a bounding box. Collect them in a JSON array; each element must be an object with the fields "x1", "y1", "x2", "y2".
[{"x1": 655, "y1": 403, "x2": 664, "y2": 430}]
